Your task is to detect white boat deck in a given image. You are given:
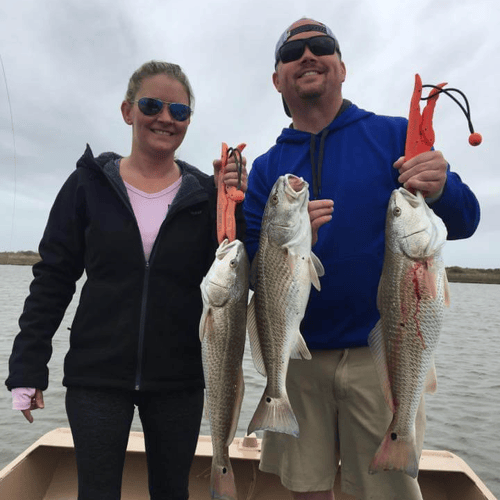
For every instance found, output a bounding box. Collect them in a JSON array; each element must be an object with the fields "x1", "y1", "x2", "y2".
[{"x1": 0, "y1": 428, "x2": 496, "y2": 500}]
